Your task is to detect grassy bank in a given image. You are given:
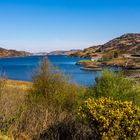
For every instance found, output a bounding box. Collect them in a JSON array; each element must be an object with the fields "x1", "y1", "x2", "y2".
[{"x1": 0, "y1": 58, "x2": 140, "y2": 140}]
